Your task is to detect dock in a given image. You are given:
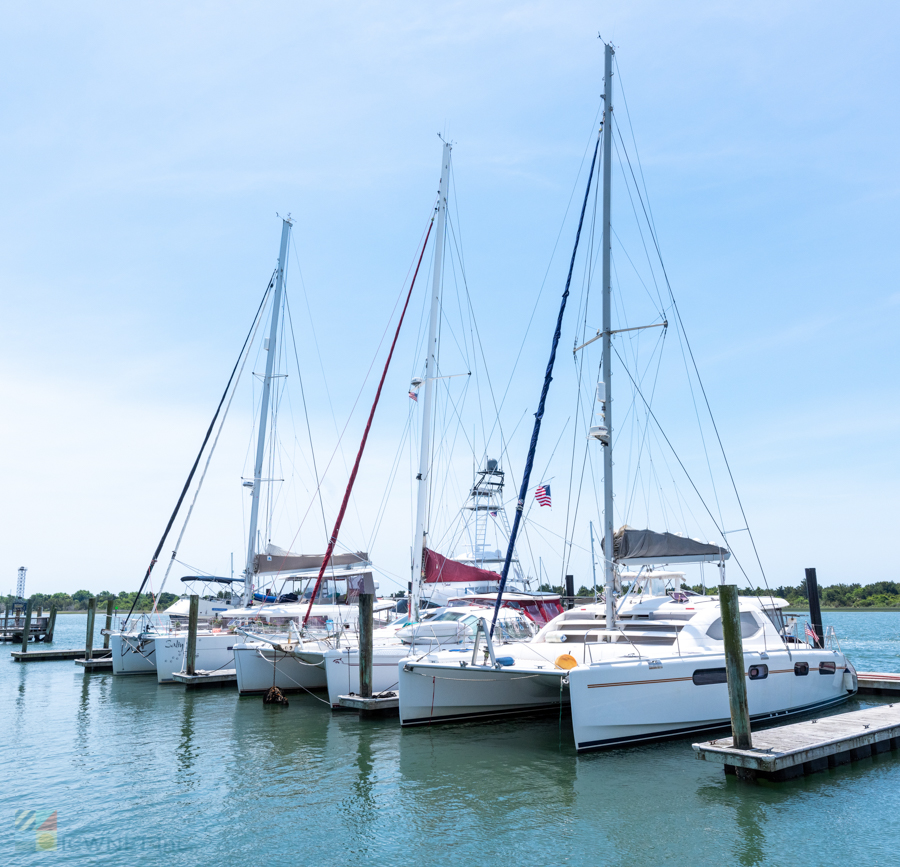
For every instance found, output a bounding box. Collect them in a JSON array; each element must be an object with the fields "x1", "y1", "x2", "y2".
[
  {"x1": 75, "y1": 656, "x2": 113, "y2": 670},
  {"x1": 11, "y1": 648, "x2": 111, "y2": 662},
  {"x1": 694, "y1": 703, "x2": 900, "y2": 781},
  {"x1": 171, "y1": 669, "x2": 237, "y2": 688},
  {"x1": 338, "y1": 692, "x2": 399, "y2": 715},
  {"x1": 856, "y1": 672, "x2": 900, "y2": 695}
]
